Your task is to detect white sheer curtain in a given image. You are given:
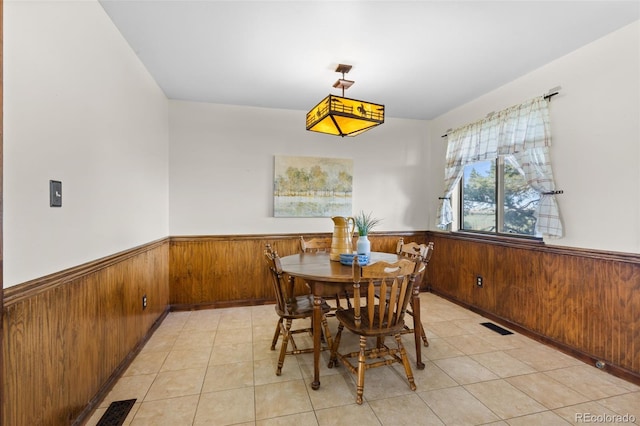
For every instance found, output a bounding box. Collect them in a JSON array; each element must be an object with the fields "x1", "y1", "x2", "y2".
[{"x1": 437, "y1": 96, "x2": 563, "y2": 238}]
